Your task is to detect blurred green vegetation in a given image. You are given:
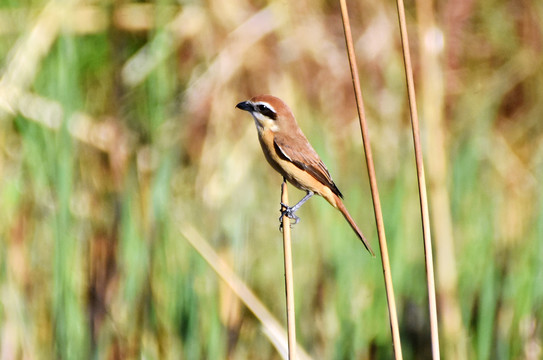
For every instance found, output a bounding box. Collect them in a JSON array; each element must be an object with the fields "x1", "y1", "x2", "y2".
[{"x1": 0, "y1": 0, "x2": 542, "y2": 359}]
